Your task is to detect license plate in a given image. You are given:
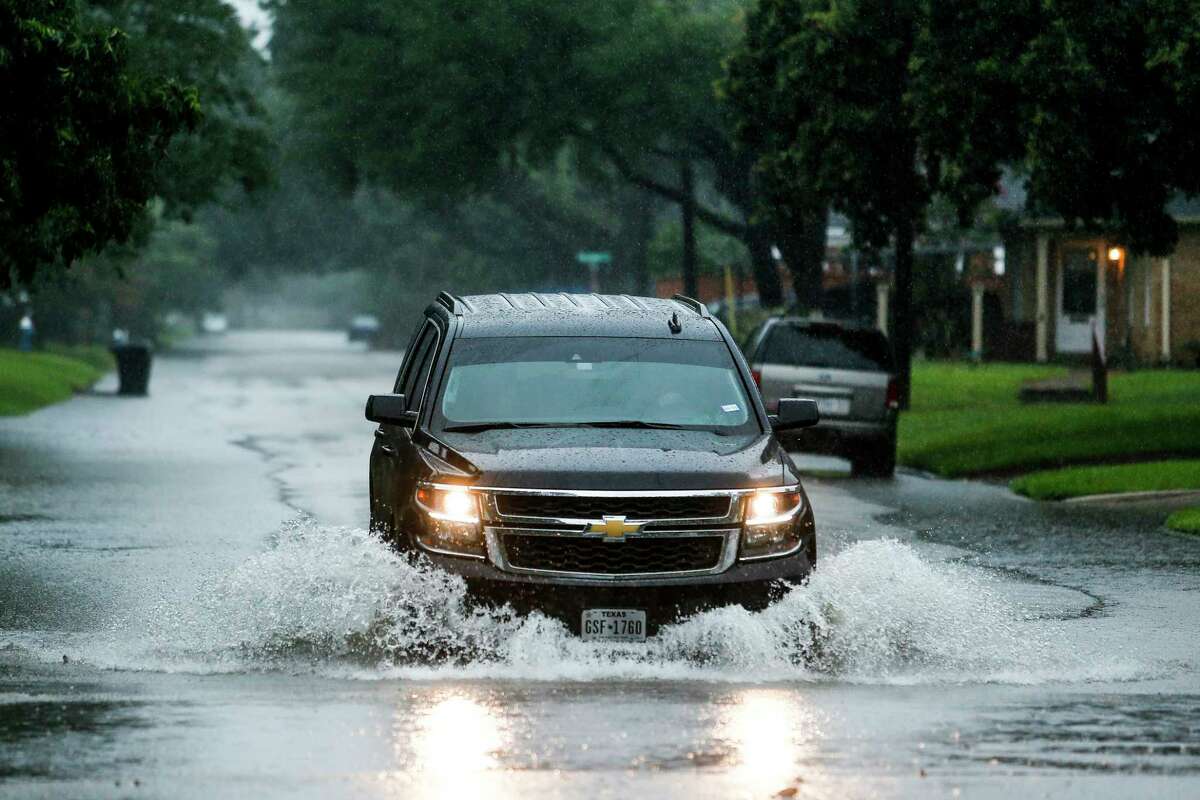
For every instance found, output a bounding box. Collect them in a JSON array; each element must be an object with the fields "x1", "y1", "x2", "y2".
[
  {"x1": 581, "y1": 609, "x2": 647, "y2": 642},
  {"x1": 815, "y1": 397, "x2": 851, "y2": 416}
]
